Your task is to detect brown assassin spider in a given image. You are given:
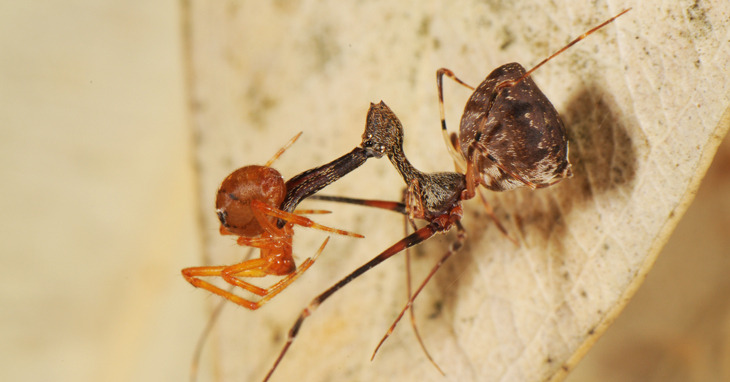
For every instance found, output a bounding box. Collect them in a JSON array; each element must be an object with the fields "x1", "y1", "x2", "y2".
[{"x1": 260, "y1": 9, "x2": 630, "y2": 381}]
